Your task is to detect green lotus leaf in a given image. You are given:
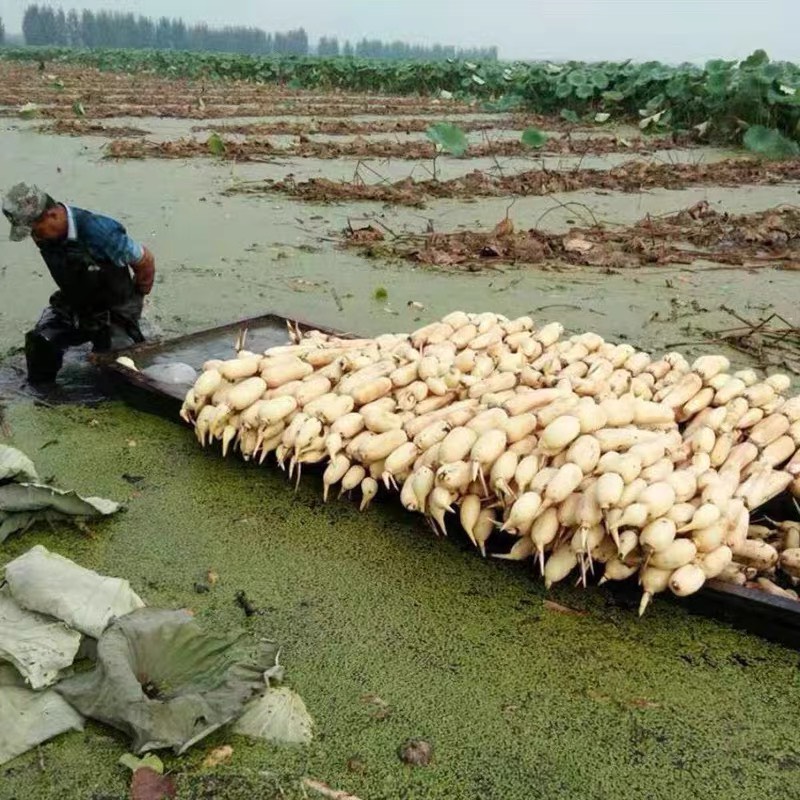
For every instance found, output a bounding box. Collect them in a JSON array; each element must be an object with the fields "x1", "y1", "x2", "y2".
[
  {"x1": 743, "y1": 125, "x2": 800, "y2": 159},
  {"x1": 207, "y1": 132, "x2": 226, "y2": 156},
  {"x1": 521, "y1": 128, "x2": 549, "y2": 148},
  {"x1": 425, "y1": 123, "x2": 468, "y2": 156},
  {"x1": 741, "y1": 49, "x2": 769, "y2": 69}
]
